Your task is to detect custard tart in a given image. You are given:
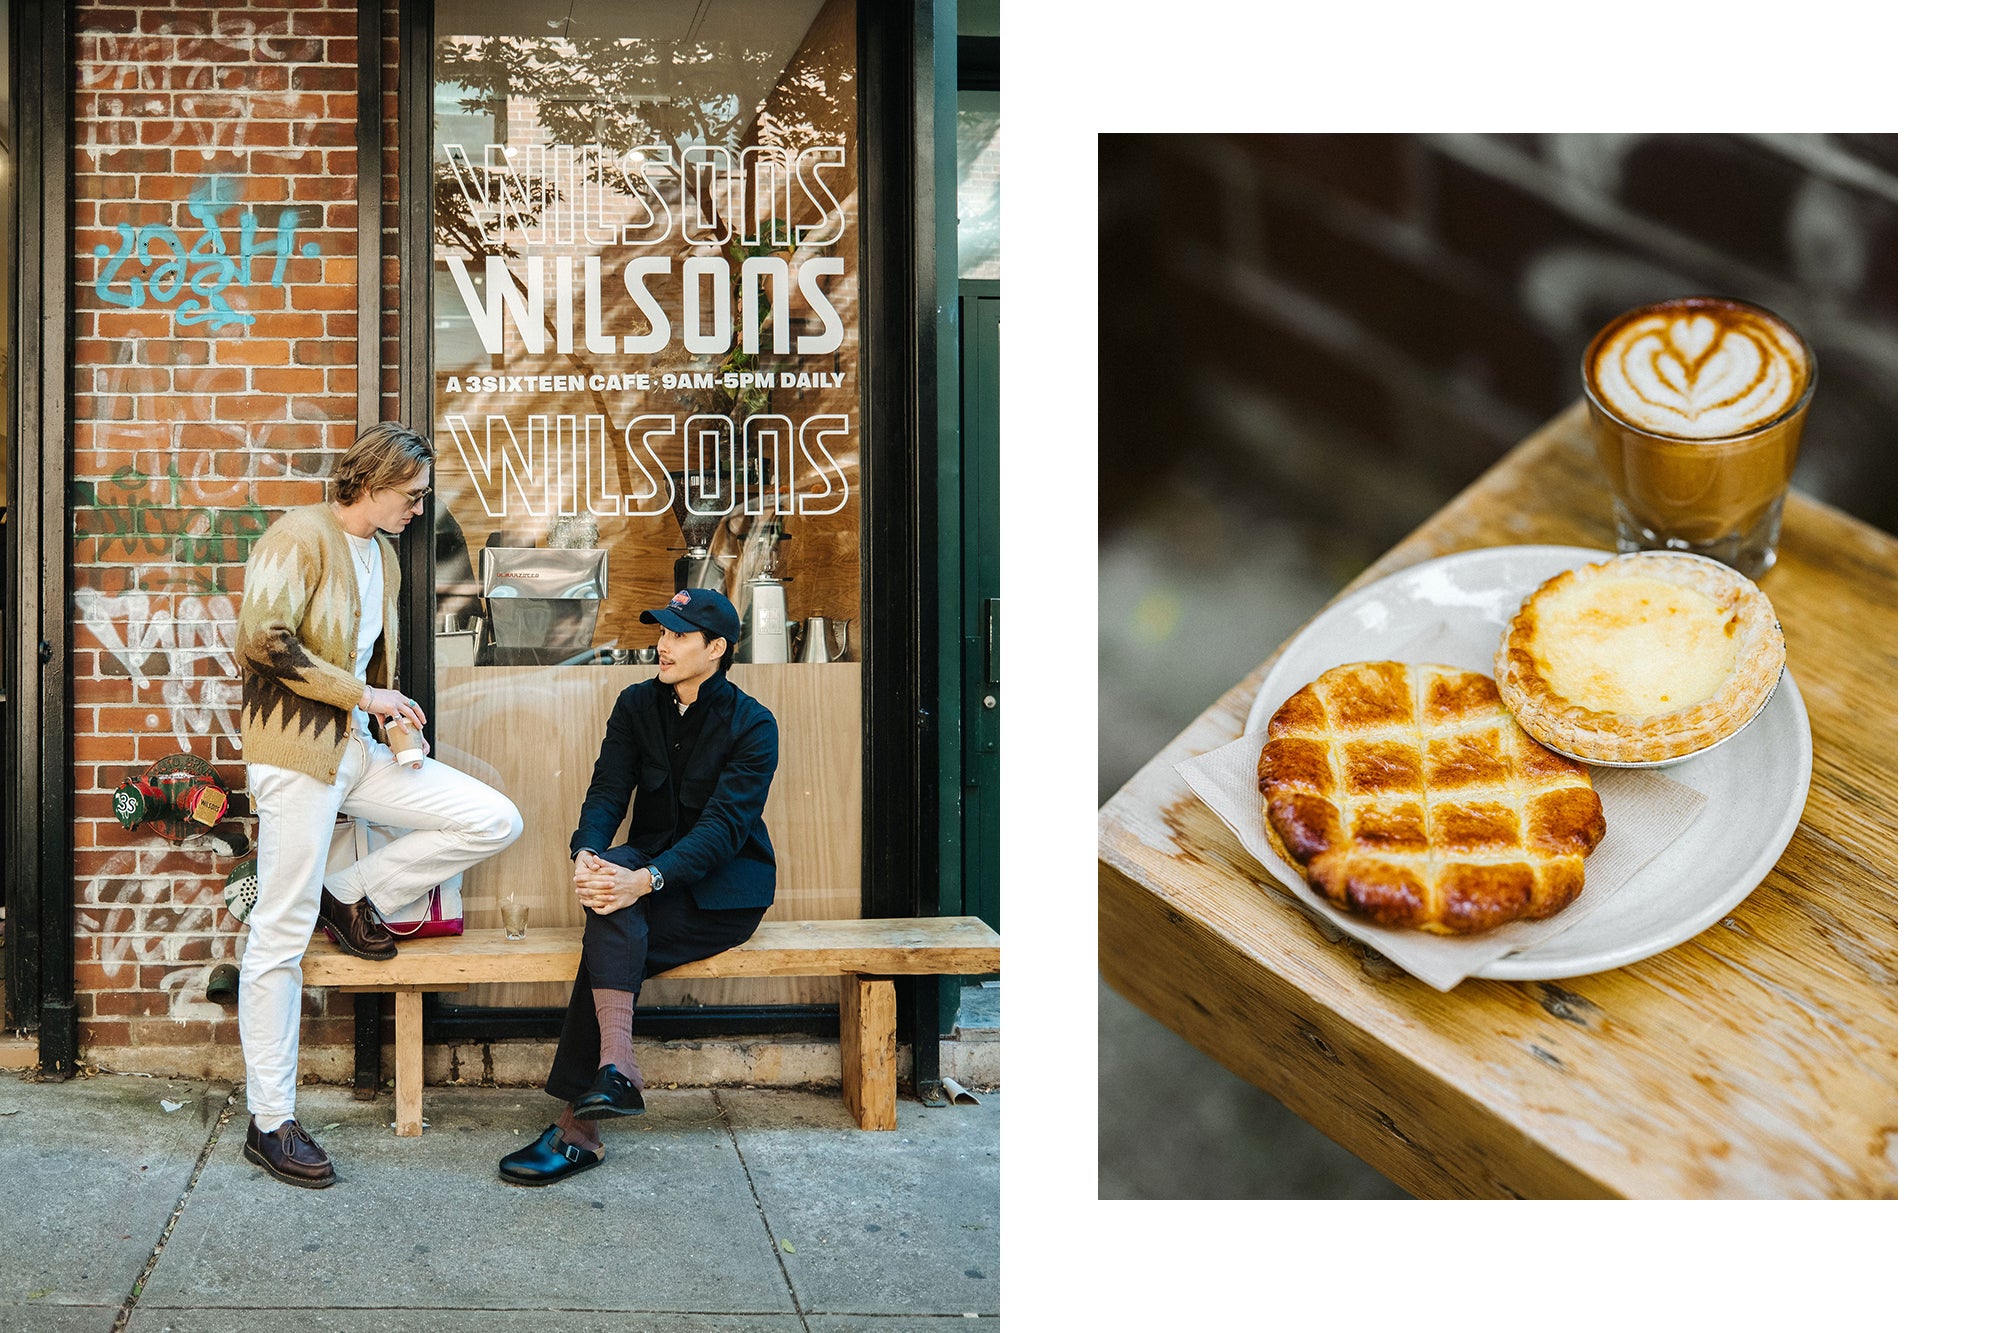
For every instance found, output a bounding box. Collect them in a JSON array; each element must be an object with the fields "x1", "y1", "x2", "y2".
[{"x1": 1495, "y1": 552, "x2": 1785, "y2": 765}]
